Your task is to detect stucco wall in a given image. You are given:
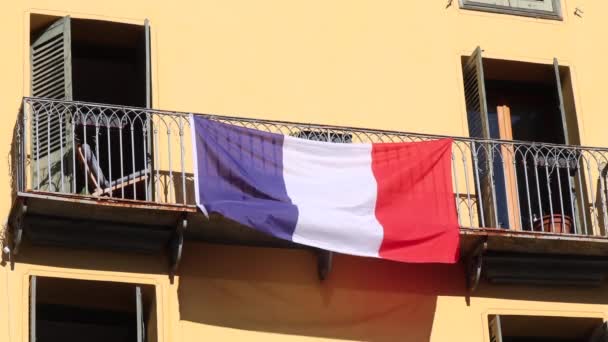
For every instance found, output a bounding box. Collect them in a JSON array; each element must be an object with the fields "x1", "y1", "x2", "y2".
[{"x1": 1, "y1": 1, "x2": 608, "y2": 341}]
